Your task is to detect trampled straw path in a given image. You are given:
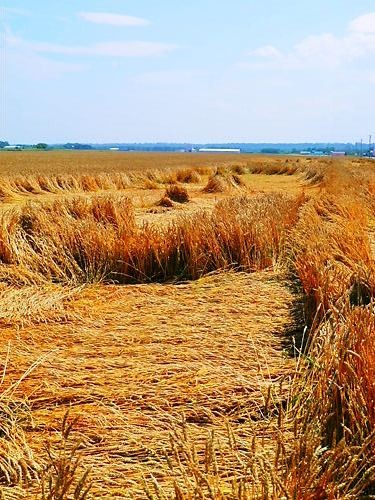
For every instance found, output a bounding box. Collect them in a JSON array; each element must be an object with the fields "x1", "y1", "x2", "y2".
[{"x1": 1, "y1": 270, "x2": 299, "y2": 498}]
